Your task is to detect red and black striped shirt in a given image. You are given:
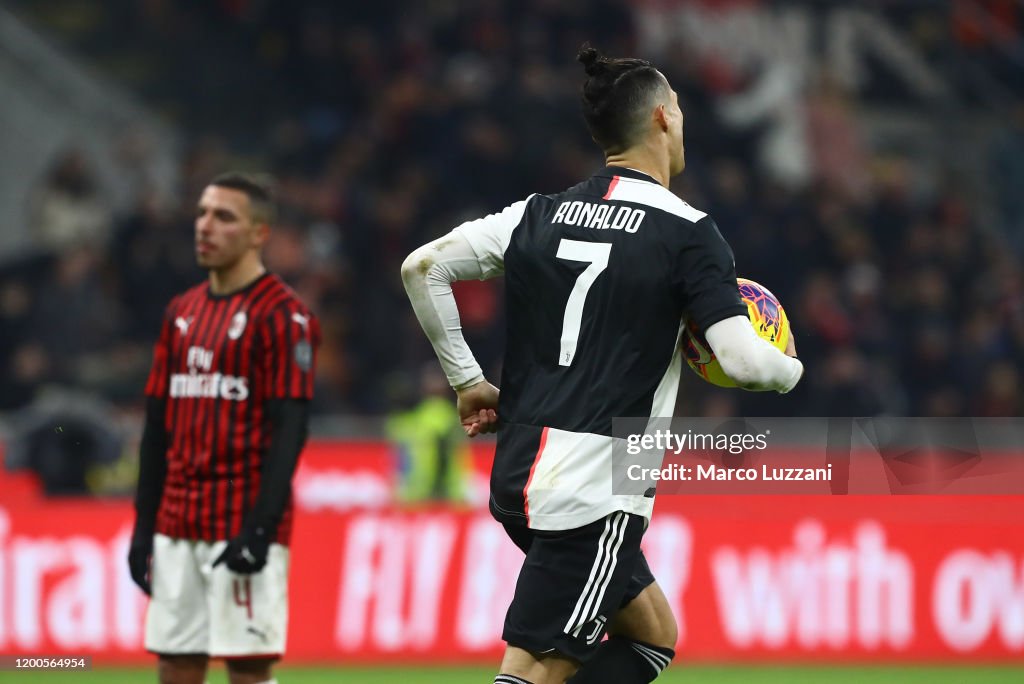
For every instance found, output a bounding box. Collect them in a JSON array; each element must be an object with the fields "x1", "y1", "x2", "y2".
[{"x1": 144, "y1": 273, "x2": 319, "y2": 545}]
